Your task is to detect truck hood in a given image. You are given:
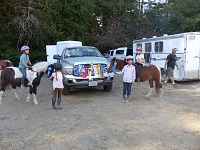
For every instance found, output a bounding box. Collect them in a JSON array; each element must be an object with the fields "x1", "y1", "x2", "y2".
[{"x1": 61, "y1": 57, "x2": 108, "y2": 68}]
